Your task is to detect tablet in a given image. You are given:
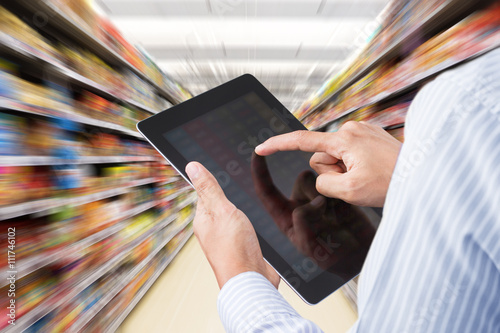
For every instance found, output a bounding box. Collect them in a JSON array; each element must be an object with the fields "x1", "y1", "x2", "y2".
[{"x1": 138, "y1": 74, "x2": 380, "y2": 304}]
